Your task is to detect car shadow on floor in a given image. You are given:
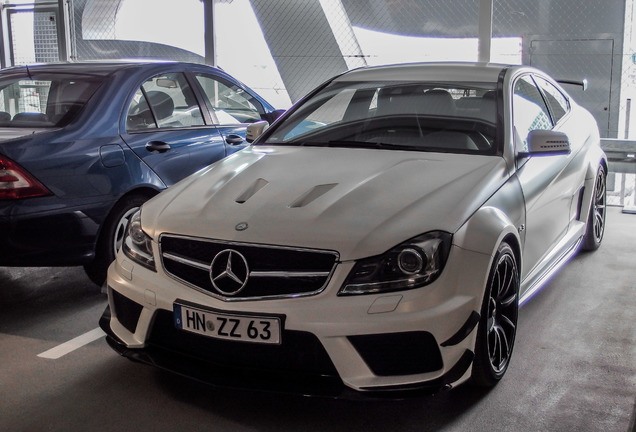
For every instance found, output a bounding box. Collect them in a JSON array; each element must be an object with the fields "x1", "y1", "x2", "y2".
[
  {"x1": 0, "y1": 266, "x2": 105, "y2": 338},
  {"x1": 152, "y1": 368, "x2": 495, "y2": 432}
]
